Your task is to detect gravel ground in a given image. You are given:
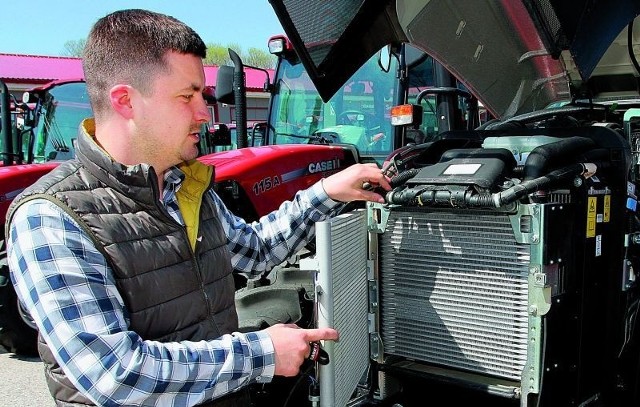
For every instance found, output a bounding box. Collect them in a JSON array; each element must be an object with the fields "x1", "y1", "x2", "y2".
[{"x1": 0, "y1": 344, "x2": 54, "y2": 406}]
